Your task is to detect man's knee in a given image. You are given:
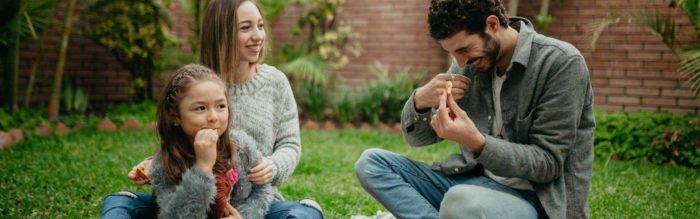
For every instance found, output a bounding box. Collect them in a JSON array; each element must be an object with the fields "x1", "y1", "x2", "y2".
[
  {"x1": 439, "y1": 185, "x2": 491, "y2": 219},
  {"x1": 354, "y1": 148, "x2": 390, "y2": 180}
]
